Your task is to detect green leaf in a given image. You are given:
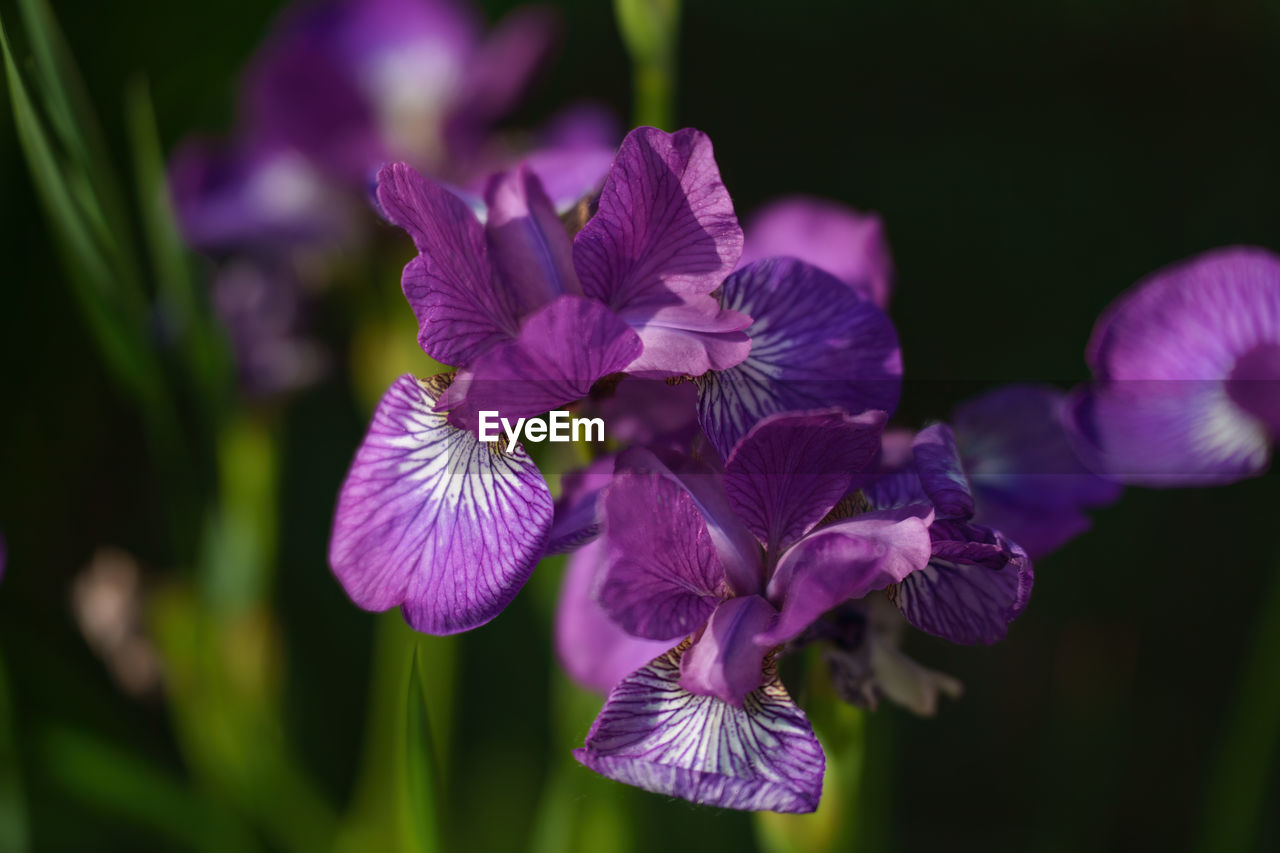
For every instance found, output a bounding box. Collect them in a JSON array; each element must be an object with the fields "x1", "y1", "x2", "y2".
[{"x1": 403, "y1": 645, "x2": 444, "y2": 853}]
